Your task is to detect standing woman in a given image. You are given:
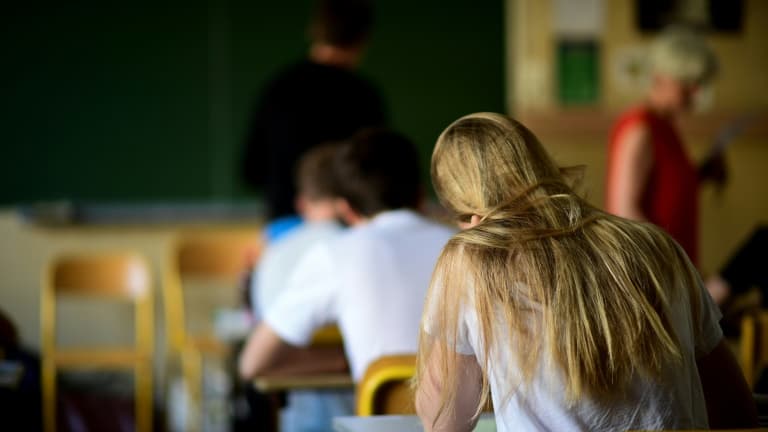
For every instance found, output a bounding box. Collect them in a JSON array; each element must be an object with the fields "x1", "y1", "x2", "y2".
[
  {"x1": 606, "y1": 28, "x2": 722, "y2": 267},
  {"x1": 415, "y1": 113, "x2": 755, "y2": 431}
]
